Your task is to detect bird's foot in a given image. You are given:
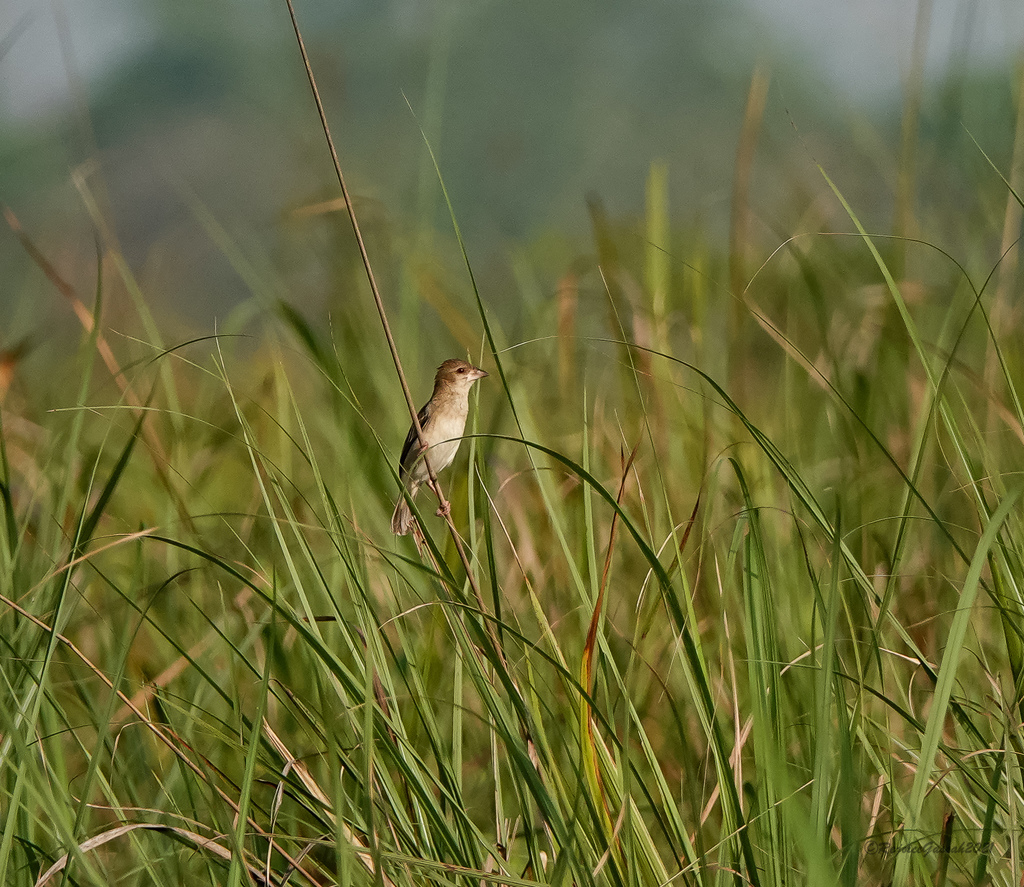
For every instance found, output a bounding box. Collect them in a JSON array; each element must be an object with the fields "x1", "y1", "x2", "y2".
[{"x1": 435, "y1": 502, "x2": 451, "y2": 518}]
